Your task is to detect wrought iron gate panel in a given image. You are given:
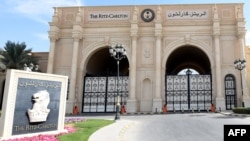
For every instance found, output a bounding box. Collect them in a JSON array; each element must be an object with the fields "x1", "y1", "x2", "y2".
[
  {"x1": 180, "y1": 75, "x2": 188, "y2": 110},
  {"x1": 83, "y1": 77, "x2": 92, "y2": 112},
  {"x1": 82, "y1": 77, "x2": 107, "y2": 112},
  {"x1": 203, "y1": 75, "x2": 212, "y2": 109},
  {"x1": 173, "y1": 76, "x2": 181, "y2": 111},
  {"x1": 166, "y1": 75, "x2": 188, "y2": 111},
  {"x1": 120, "y1": 77, "x2": 129, "y2": 105},
  {"x1": 166, "y1": 76, "x2": 173, "y2": 110},
  {"x1": 226, "y1": 96, "x2": 236, "y2": 110},
  {"x1": 83, "y1": 76, "x2": 129, "y2": 113},
  {"x1": 166, "y1": 74, "x2": 212, "y2": 111},
  {"x1": 106, "y1": 77, "x2": 116, "y2": 112},
  {"x1": 225, "y1": 75, "x2": 236, "y2": 110},
  {"x1": 190, "y1": 75, "x2": 198, "y2": 110}
]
